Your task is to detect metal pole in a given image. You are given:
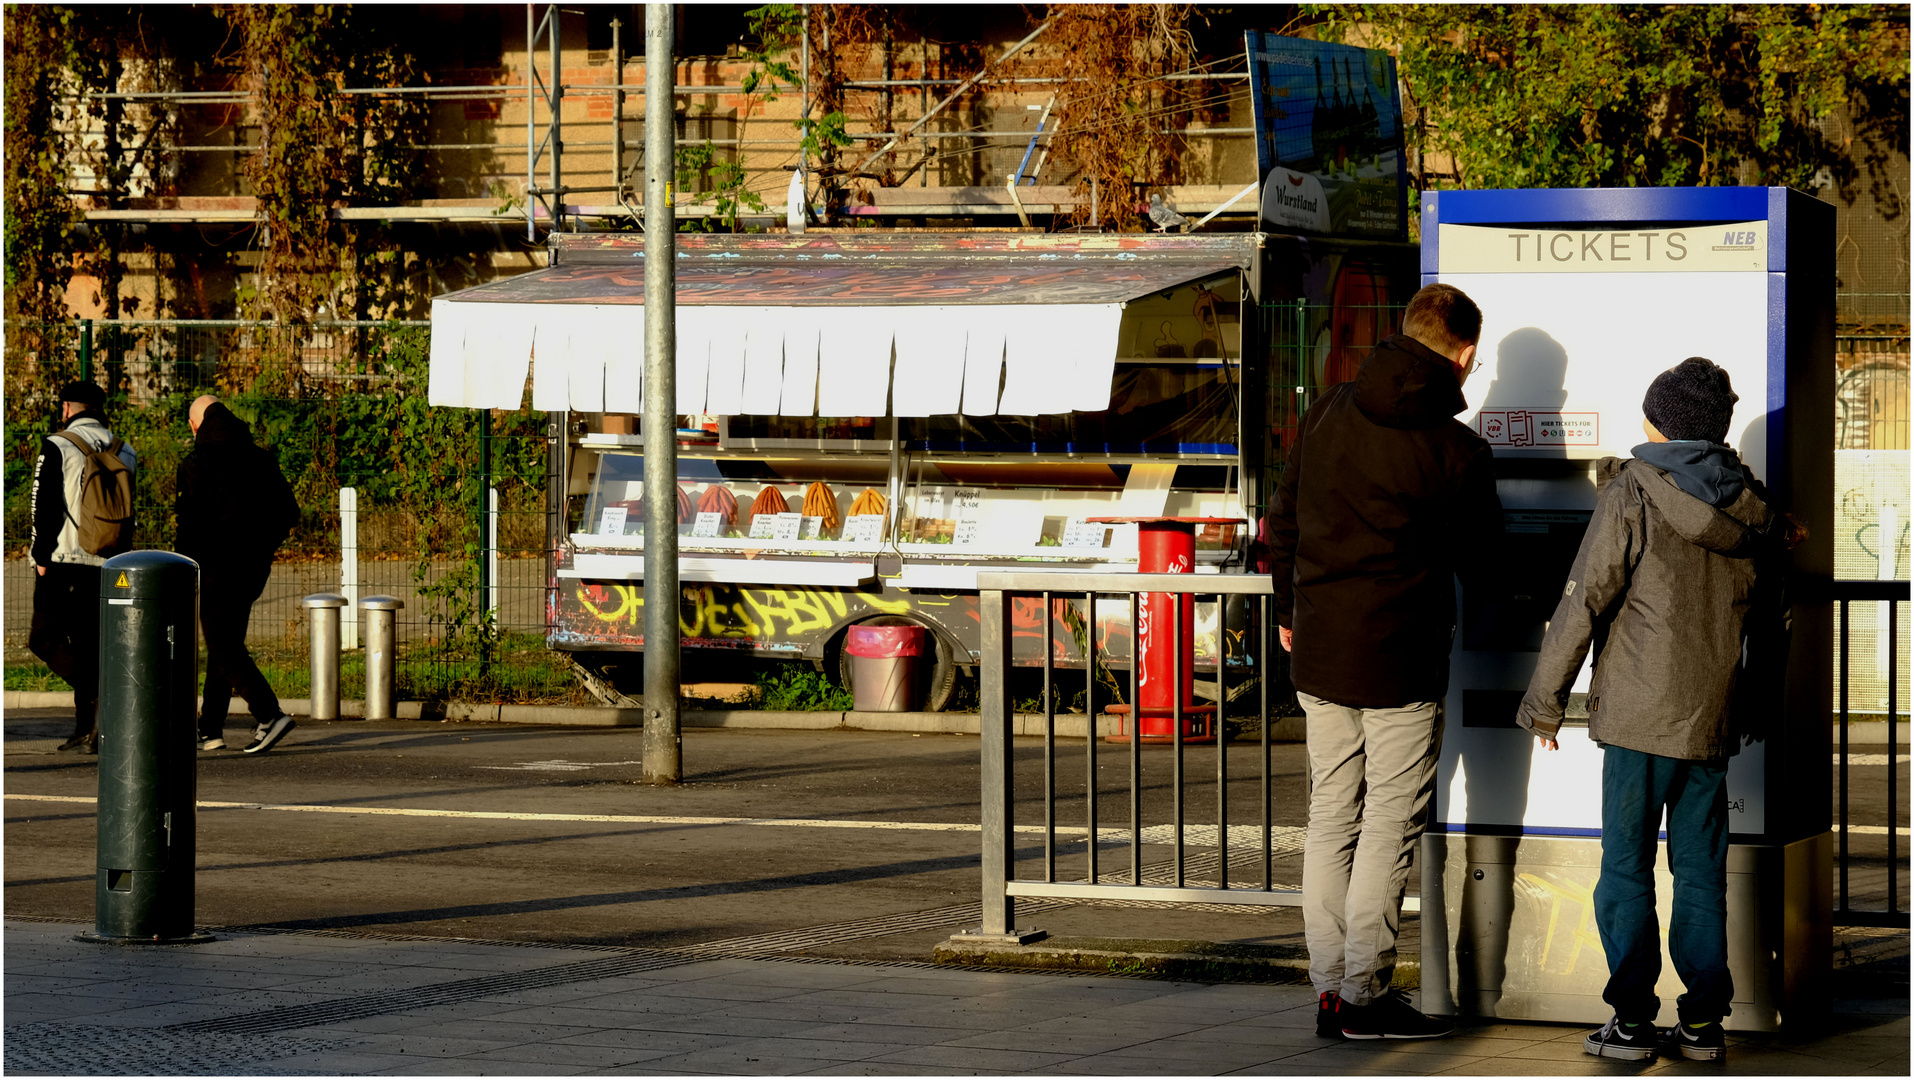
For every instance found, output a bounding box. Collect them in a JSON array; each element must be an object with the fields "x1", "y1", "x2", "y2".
[
  {"x1": 525, "y1": 4, "x2": 536, "y2": 242},
  {"x1": 549, "y1": 2, "x2": 563, "y2": 233},
  {"x1": 304, "y1": 594, "x2": 346, "y2": 721},
  {"x1": 80, "y1": 319, "x2": 93, "y2": 382},
  {"x1": 361, "y1": 596, "x2": 403, "y2": 720},
  {"x1": 980, "y1": 587, "x2": 1013, "y2": 935},
  {"x1": 611, "y1": 17, "x2": 624, "y2": 204},
  {"x1": 642, "y1": 2, "x2": 682, "y2": 784},
  {"x1": 477, "y1": 410, "x2": 491, "y2": 680}
]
